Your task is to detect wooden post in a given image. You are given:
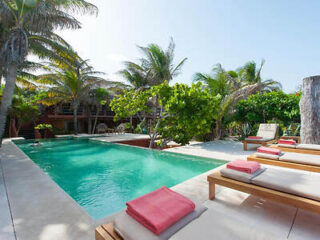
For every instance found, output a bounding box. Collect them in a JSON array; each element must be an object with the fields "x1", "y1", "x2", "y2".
[
  {"x1": 209, "y1": 182, "x2": 216, "y2": 200},
  {"x1": 300, "y1": 76, "x2": 320, "y2": 144},
  {"x1": 243, "y1": 140, "x2": 248, "y2": 151}
]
